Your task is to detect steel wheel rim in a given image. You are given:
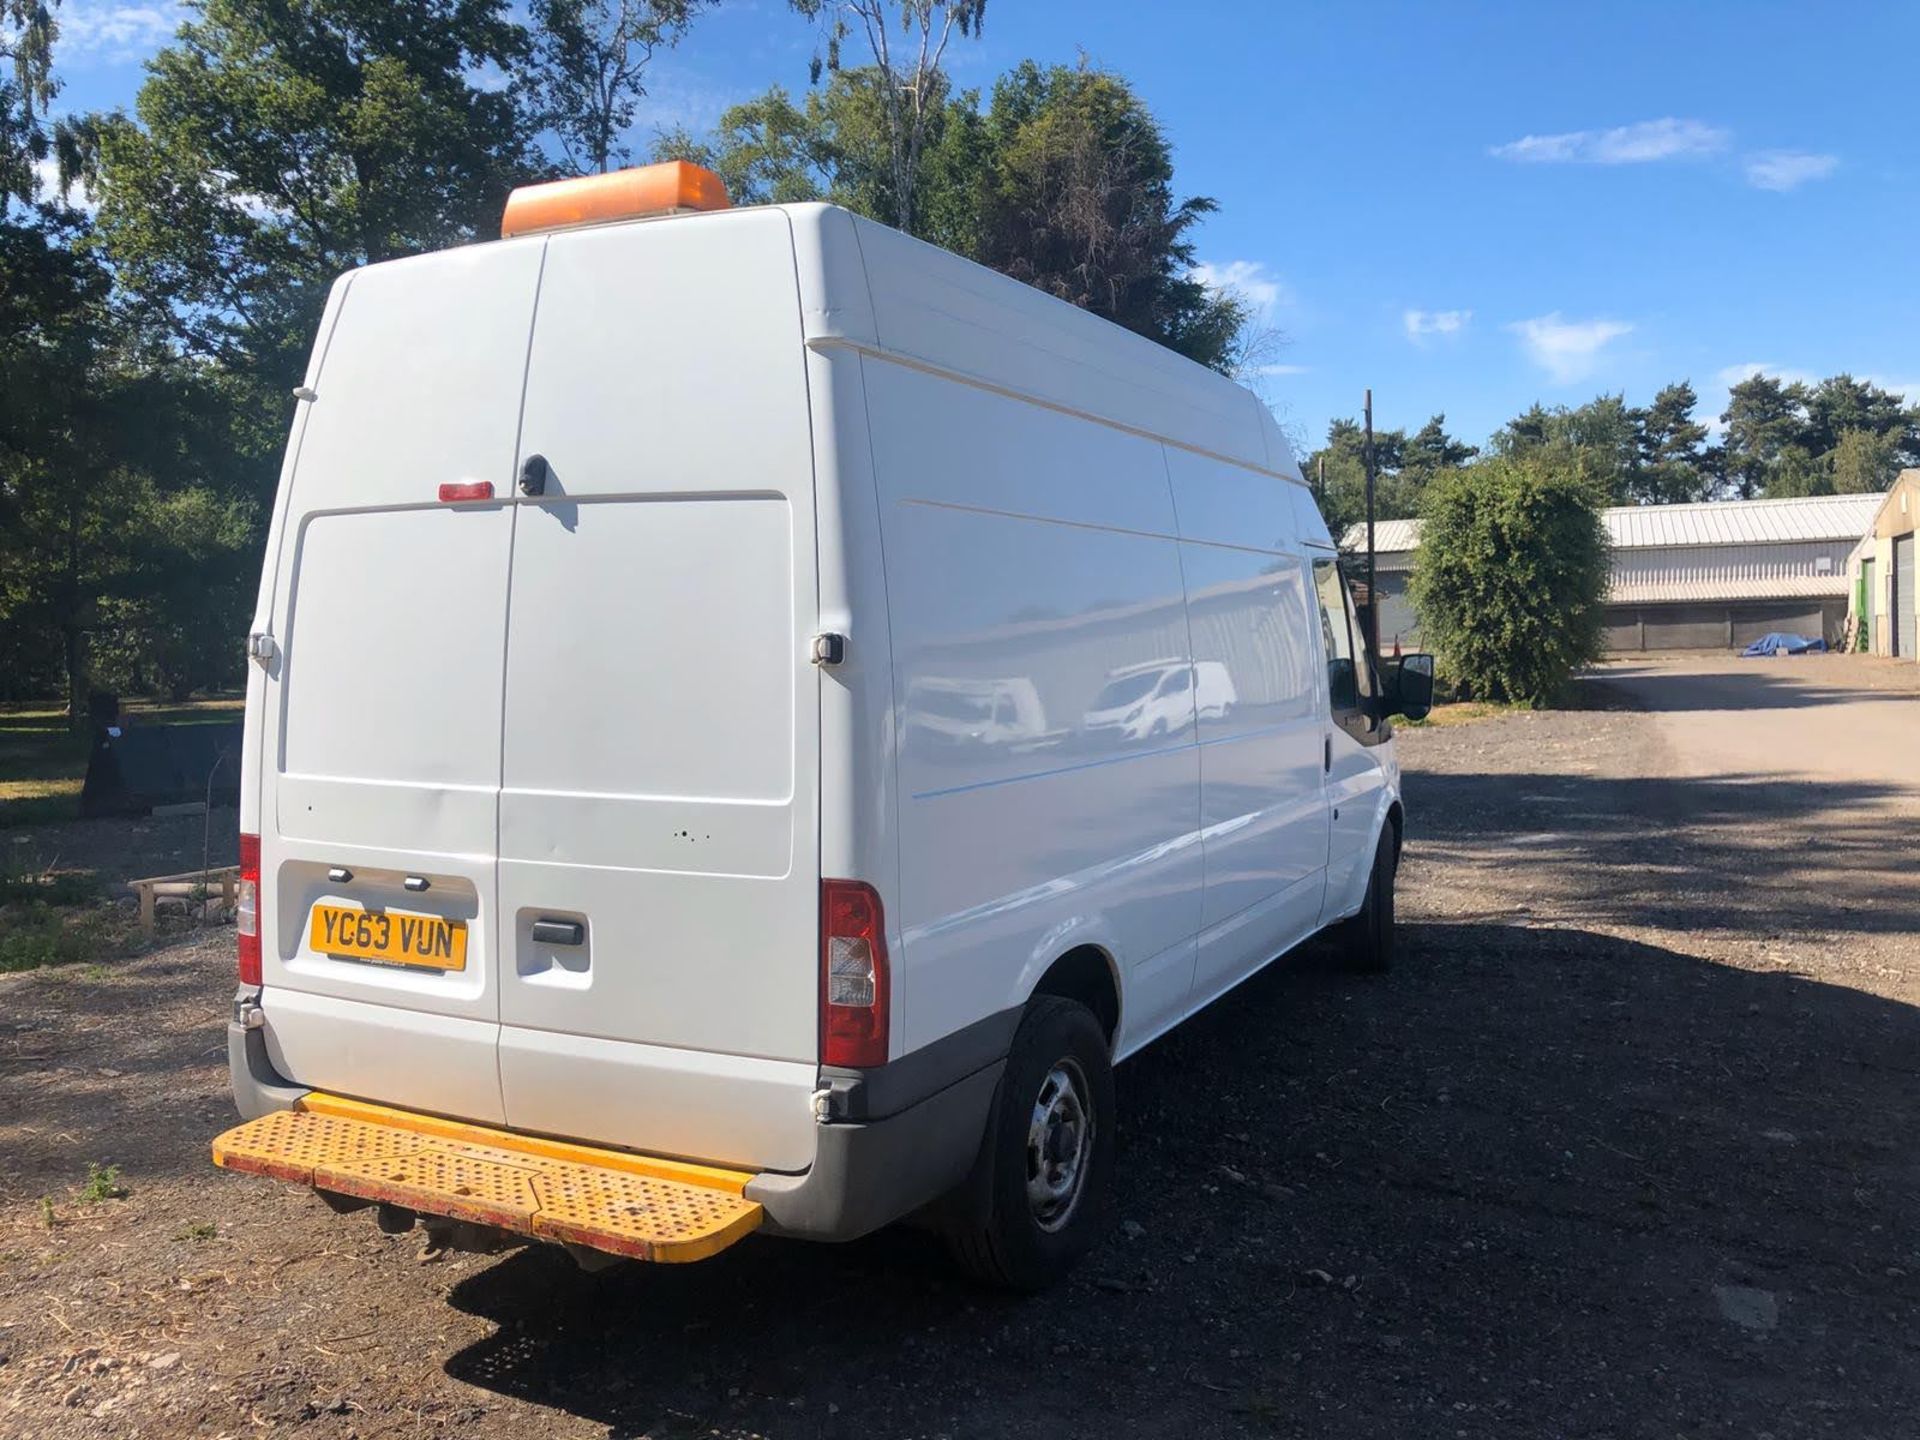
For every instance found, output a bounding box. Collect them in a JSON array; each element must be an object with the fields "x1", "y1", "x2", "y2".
[{"x1": 1026, "y1": 1057, "x2": 1093, "y2": 1232}]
